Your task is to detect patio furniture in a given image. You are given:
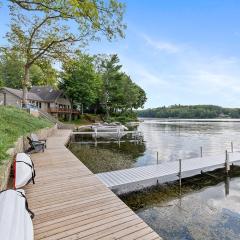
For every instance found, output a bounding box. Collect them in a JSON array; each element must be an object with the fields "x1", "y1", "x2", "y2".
[{"x1": 27, "y1": 136, "x2": 45, "y2": 153}]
